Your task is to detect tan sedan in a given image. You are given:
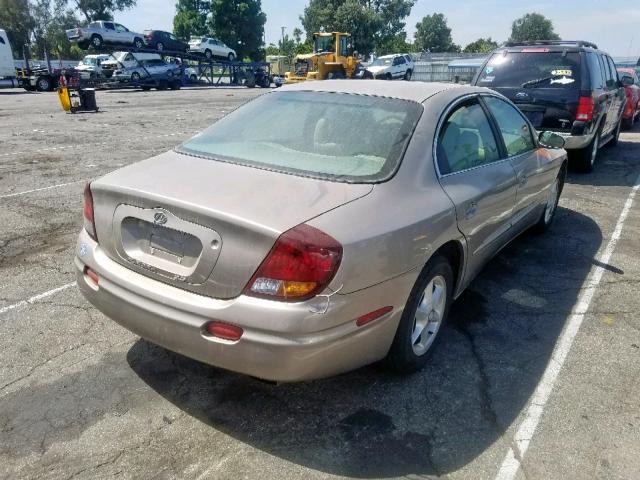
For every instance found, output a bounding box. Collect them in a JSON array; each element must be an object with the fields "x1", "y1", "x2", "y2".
[{"x1": 76, "y1": 81, "x2": 567, "y2": 381}]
